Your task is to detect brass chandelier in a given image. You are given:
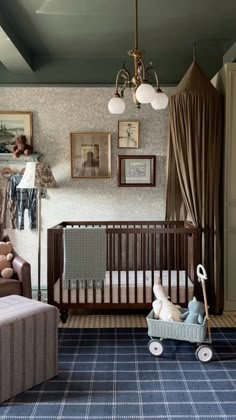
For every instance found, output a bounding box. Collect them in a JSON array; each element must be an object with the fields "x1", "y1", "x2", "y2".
[{"x1": 108, "y1": 0, "x2": 168, "y2": 114}]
